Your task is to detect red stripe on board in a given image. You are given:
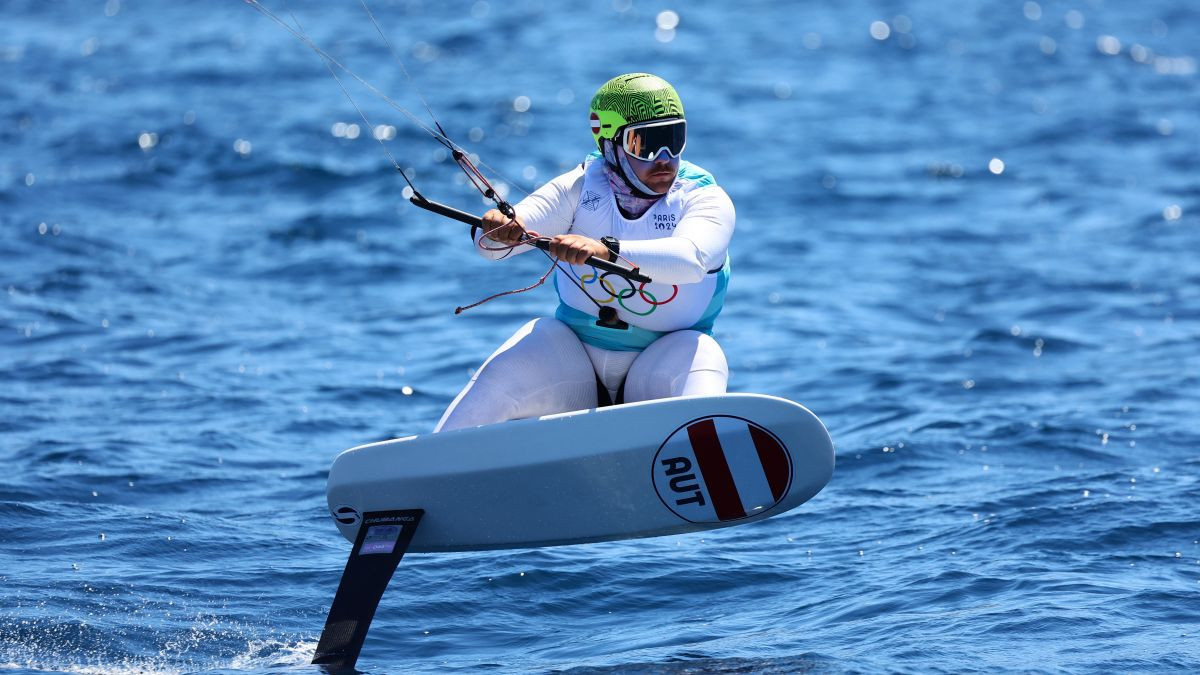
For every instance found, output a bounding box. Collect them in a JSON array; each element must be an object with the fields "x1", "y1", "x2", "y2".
[
  {"x1": 687, "y1": 419, "x2": 745, "y2": 521},
  {"x1": 748, "y1": 424, "x2": 789, "y2": 501}
]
